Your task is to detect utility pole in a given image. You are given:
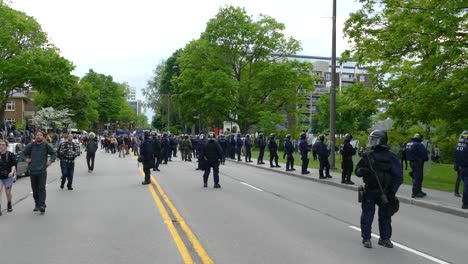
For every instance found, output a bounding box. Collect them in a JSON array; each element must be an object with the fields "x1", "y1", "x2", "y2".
[{"x1": 329, "y1": 0, "x2": 337, "y2": 169}]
